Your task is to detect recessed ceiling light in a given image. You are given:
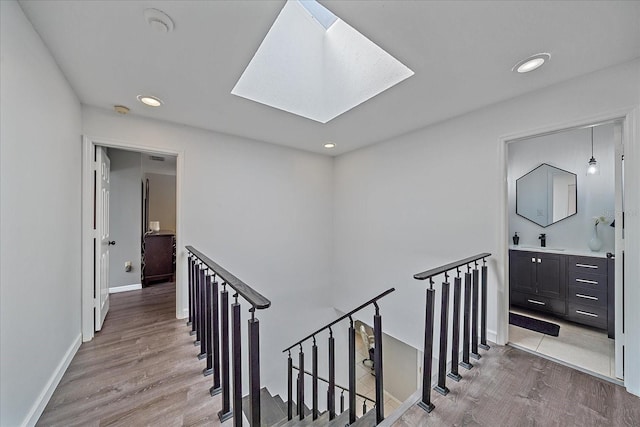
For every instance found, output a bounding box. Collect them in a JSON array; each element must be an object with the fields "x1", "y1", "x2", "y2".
[
  {"x1": 323, "y1": 142, "x2": 336, "y2": 149},
  {"x1": 143, "y1": 8, "x2": 174, "y2": 33},
  {"x1": 513, "y1": 53, "x2": 550, "y2": 73},
  {"x1": 137, "y1": 95, "x2": 163, "y2": 107}
]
